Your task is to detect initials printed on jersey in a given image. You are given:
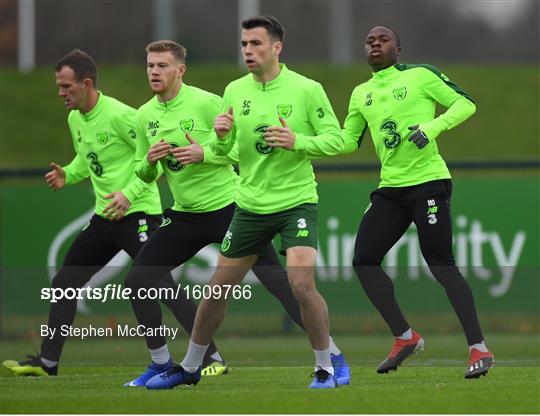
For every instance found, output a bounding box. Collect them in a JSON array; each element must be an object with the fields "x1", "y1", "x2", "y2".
[
  {"x1": 147, "y1": 120, "x2": 159, "y2": 137},
  {"x1": 242, "y1": 100, "x2": 251, "y2": 115}
]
